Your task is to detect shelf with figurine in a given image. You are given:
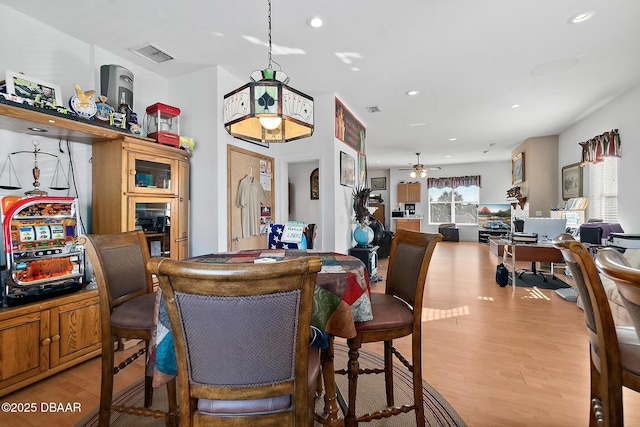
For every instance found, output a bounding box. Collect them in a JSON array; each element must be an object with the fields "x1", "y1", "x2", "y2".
[{"x1": 0, "y1": 91, "x2": 148, "y2": 144}]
